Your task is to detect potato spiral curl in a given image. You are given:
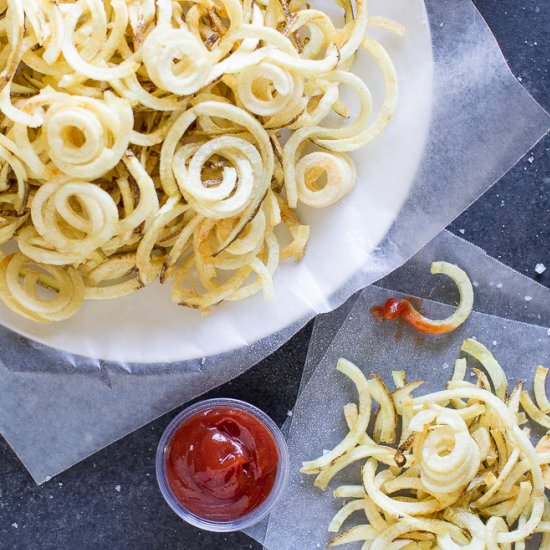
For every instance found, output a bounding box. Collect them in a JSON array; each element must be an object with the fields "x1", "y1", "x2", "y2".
[
  {"x1": 143, "y1": 27, "x2": 213, "y2": 96},
  {"x1": 29, "y1": 180, "x2": 119, "y2": 263},
  {"x1": 0, "y1": 253, "x2": 85, "y2": 323},
  {"x1": 296, "y1": 152, "x2": 356, "y2": 208},
  {"x1": 410, "y1": 407, "x2": 481, "y2": 495},
  {"x1": 162, "y1": 101, "x2": 273, "y2": 248},
  {"x1": 235, "y1": 62, "x2": 304, "y2": 117},
  {"x1": 12, "y1": 90, "x2": 133, "y2": 181},
  {"x1": 59, "y1": 0, "x2": 139, "y2": 84},
  {"x1": 174, "y1": 137, "x2": 262, "y2": 219}
]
